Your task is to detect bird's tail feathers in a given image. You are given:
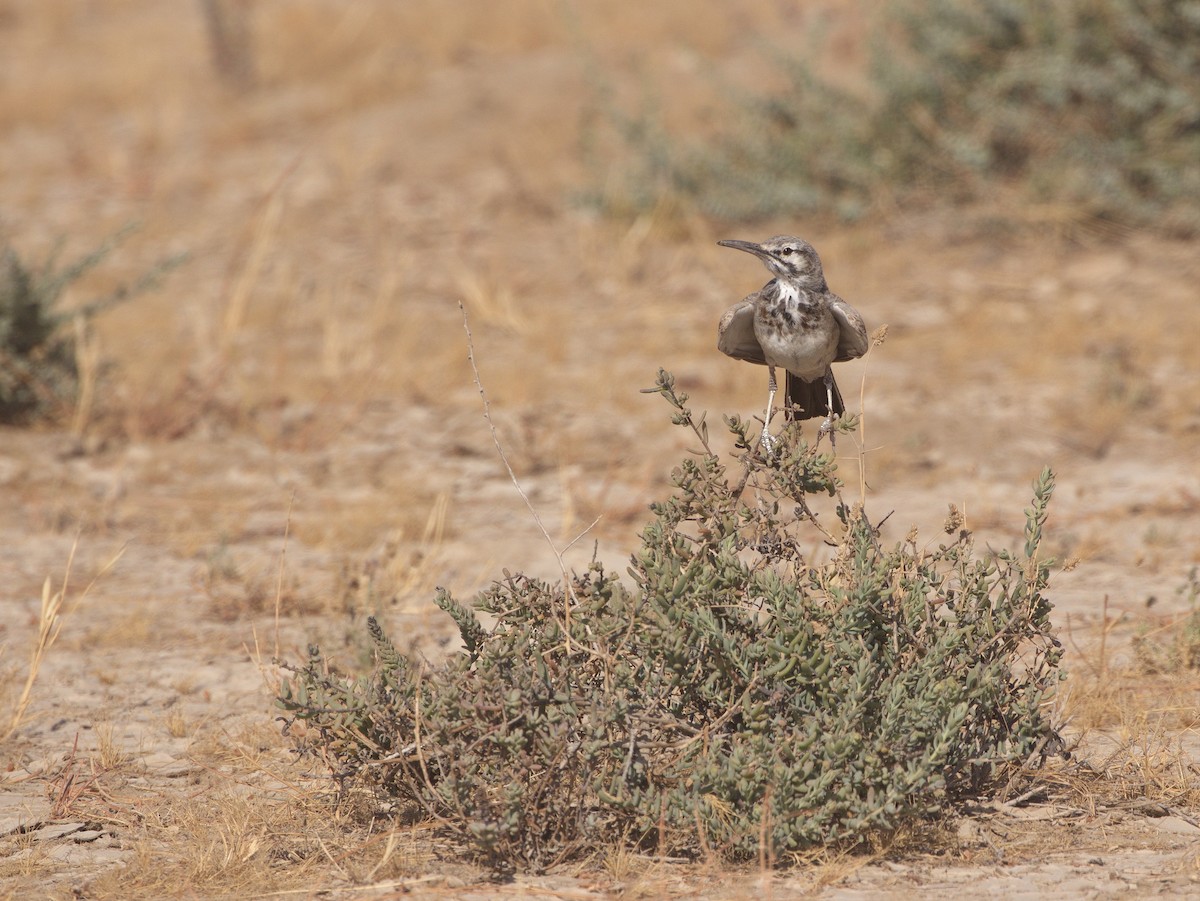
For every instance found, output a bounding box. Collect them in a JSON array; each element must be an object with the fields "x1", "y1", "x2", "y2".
[{"x1": 784, "y1": 371, "x2": 845, "y2": 421}]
